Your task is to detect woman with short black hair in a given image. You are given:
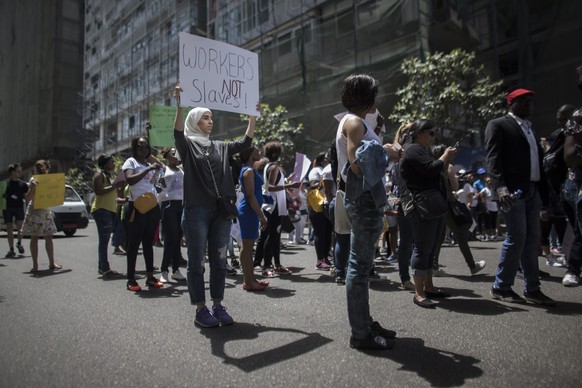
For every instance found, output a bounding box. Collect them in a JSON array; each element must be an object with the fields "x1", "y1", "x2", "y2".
[{"x1": 400, "y1": 119, "x2": 458, "y2": 308}]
